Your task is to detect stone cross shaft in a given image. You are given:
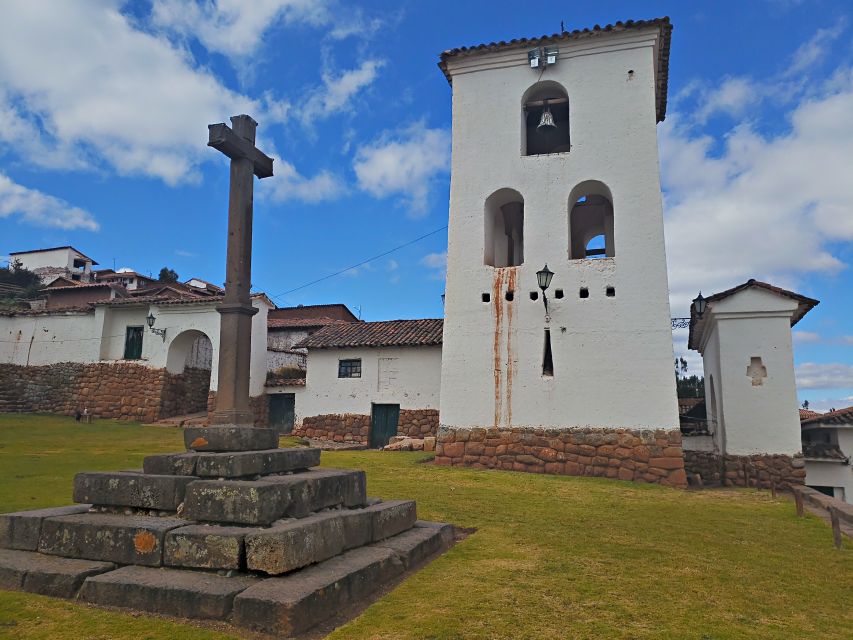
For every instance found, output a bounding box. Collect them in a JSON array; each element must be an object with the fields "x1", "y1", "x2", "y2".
[{"x1": 207, "y1": 115, "x2": 273, "y2": 427}]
